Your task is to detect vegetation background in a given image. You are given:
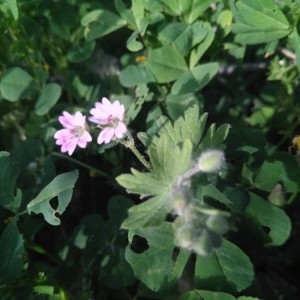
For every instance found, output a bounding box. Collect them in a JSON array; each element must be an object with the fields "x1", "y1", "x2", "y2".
[{"x1": 1, "y1": 0, "x2": 300, "y2": 299}]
